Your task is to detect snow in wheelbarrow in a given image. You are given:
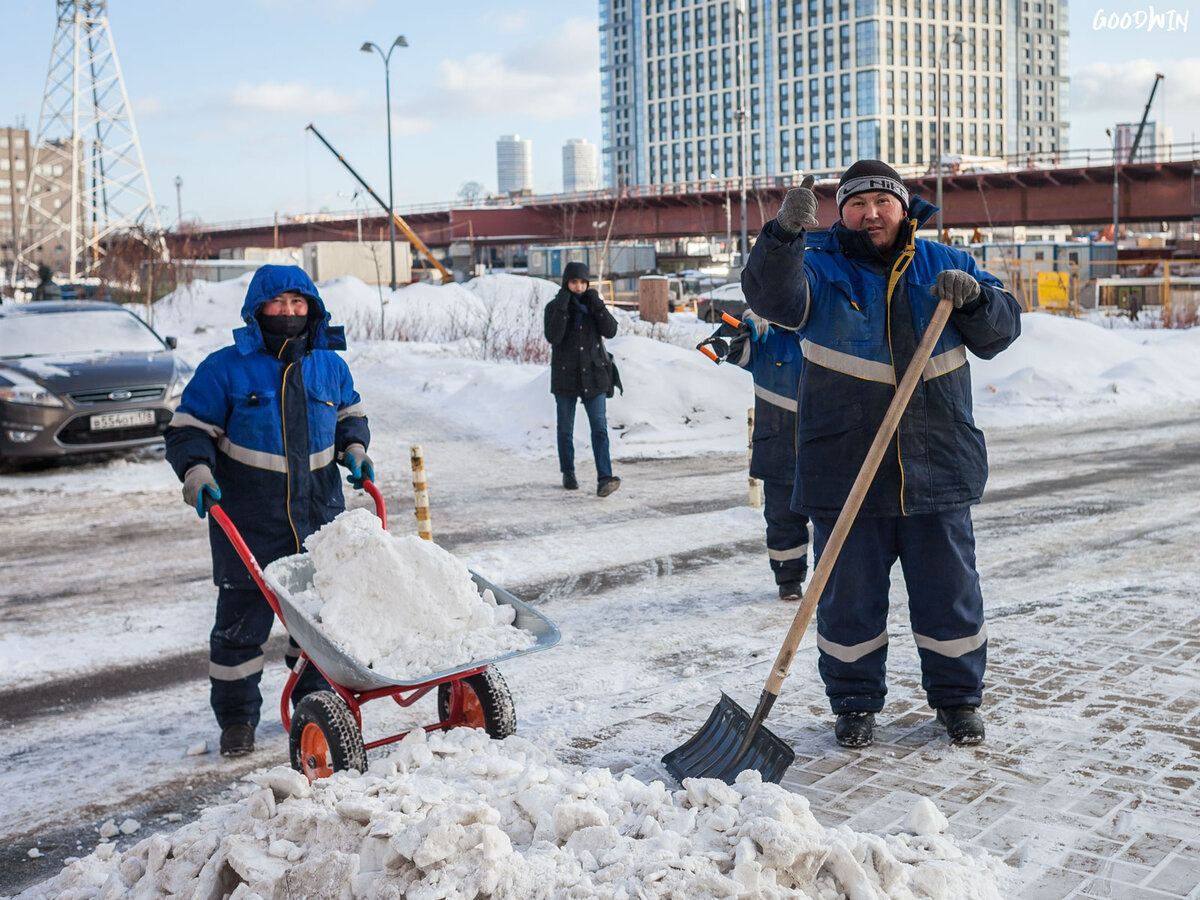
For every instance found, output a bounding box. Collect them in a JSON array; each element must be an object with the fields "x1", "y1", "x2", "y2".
[{"x1": 262, "y1": 556, "x2": 559, "y2": 693}]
